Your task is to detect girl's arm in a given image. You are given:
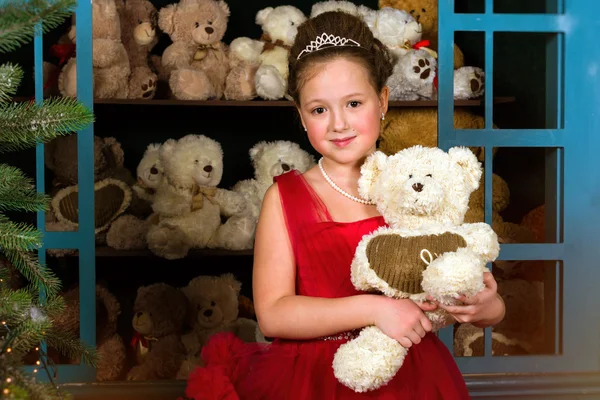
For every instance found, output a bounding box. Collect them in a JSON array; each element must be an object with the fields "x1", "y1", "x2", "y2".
[{"x1": 252, "y1": 184, "x2": 435, "y2": 343}]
